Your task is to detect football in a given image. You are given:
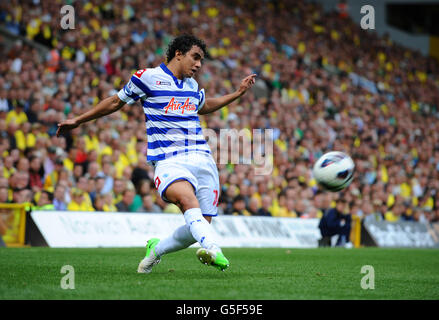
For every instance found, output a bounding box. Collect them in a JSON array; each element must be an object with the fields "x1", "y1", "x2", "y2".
[{"x1": 312, "y1": 151, "x2": 355, "y2": 192}]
